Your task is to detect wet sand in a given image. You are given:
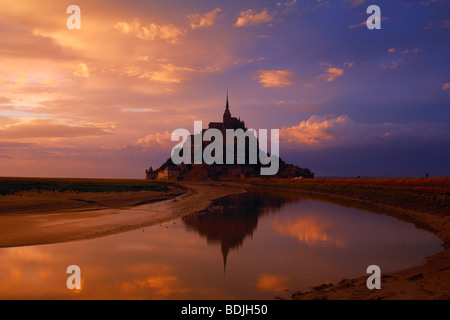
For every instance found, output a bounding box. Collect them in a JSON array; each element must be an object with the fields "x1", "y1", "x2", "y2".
[{"x1": 0, "y1": 182, "x2": 245, "y2": 248}]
